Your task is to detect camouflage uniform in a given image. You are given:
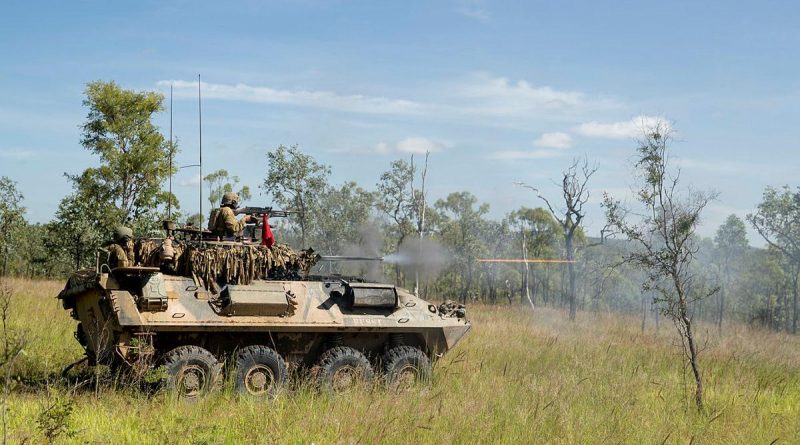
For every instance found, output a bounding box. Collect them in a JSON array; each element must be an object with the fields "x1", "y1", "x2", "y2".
[
  {"x1": 108, "y1": 226, "x2": 134, "y2": 269},
  {"x1": 209, "y1": 192, "x2": 254, "y2": 237},
  {"x1": 213, "y1": 206, "x2": 250, "y2": 237}
]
